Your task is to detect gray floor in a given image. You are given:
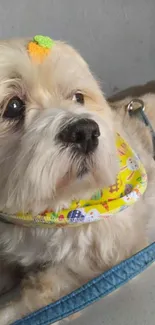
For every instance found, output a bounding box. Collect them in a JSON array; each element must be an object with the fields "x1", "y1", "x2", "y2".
[{"x1": 0, "y1": 0, "x2": 155, "y2": 324}]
